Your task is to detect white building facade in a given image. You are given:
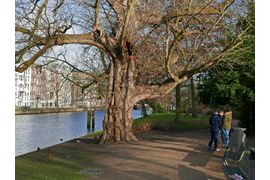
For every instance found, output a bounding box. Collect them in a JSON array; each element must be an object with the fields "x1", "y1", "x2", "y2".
[
  {"x1": 15, "y1": 68, "x2": 32, "y2": 107},
  {"x1": 15, "y1": 64, "x2": 104, "y2": 109}
]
